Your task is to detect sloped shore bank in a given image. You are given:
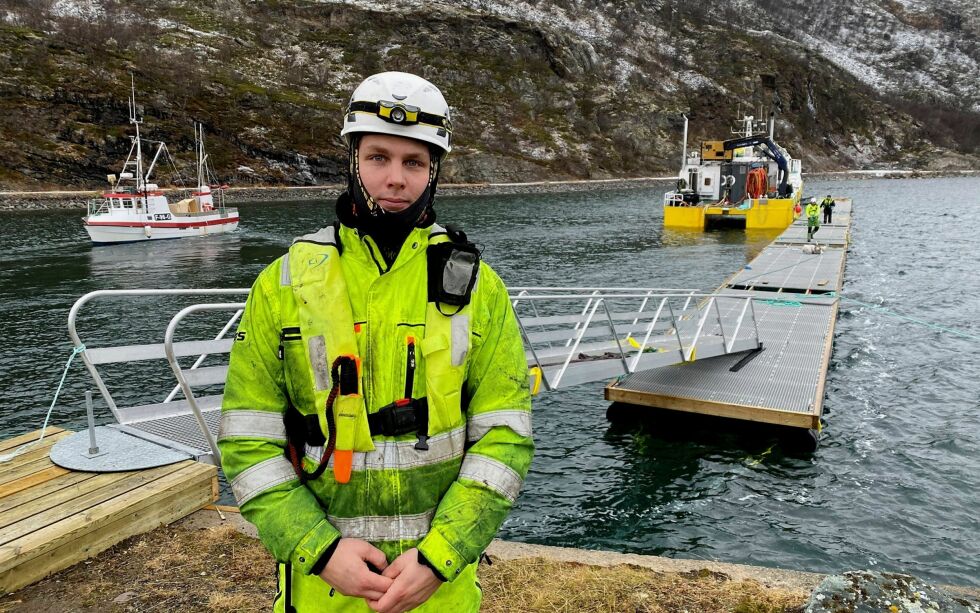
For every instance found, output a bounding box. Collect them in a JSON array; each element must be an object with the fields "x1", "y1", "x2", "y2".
[
  {"x1": 4, "y1": 507, "x2": 977, "y2": 612},
  {"x1": 0, "y1": 178, "x2": 671, "y2": 212},
  {"x1": 3, "y1": 169, "x2": 978, "y2": 212},
  {"x1": 0, "y1": 507, "x2": 812, "y2": 613}
]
